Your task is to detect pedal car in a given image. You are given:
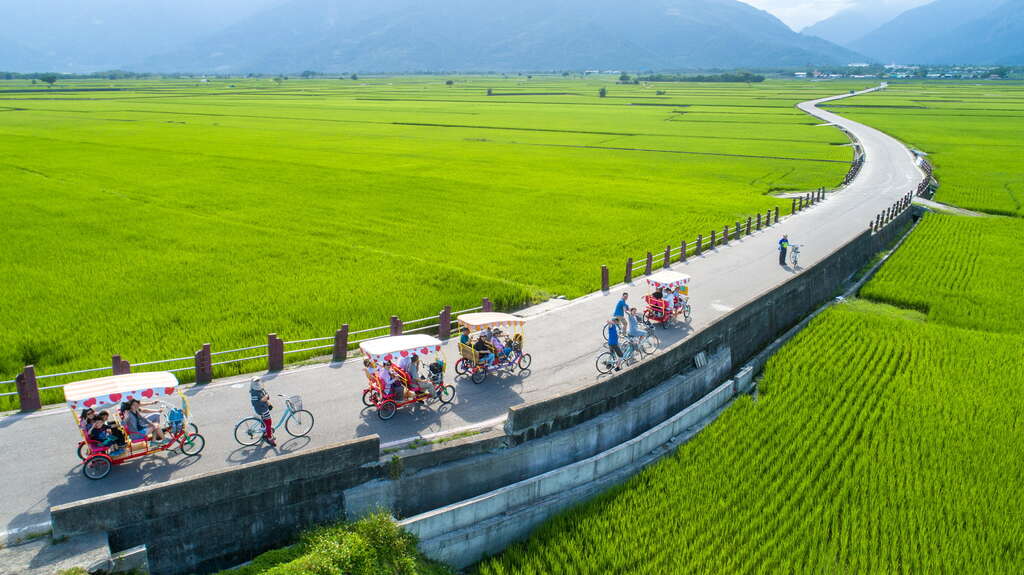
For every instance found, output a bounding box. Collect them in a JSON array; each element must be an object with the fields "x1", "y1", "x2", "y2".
[
  {"x1": 67, "y1": 372, "x2": 205, "y2": 480},
  {"x1": 643, "y1": 270, "x2": 692, "y2": 328},
  {"x1": 454, "y1": 312, "x2": 531, "y2": 384},
  {"x1": 360, "y1": 334, "x2": 455, "y2": 421}
]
